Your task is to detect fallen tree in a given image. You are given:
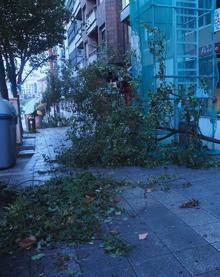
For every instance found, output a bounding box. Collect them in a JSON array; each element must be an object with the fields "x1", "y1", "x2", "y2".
[
  {"x1": 144, "y1": 24, "x2": 219, "y2": 150},
  {"x1": 158, "y1": 126, "x2": 220, "y2": 145}
]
